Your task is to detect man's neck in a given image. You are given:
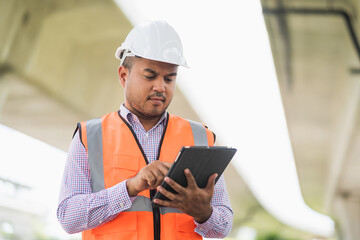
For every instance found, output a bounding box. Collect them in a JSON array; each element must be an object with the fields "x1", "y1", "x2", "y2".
[
  {"x1": 121, "y1": 104, "x2": 166, "y2": 131},
  {"x1": 138, "y1": 117, "x2": 162, "y2": 132}
]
